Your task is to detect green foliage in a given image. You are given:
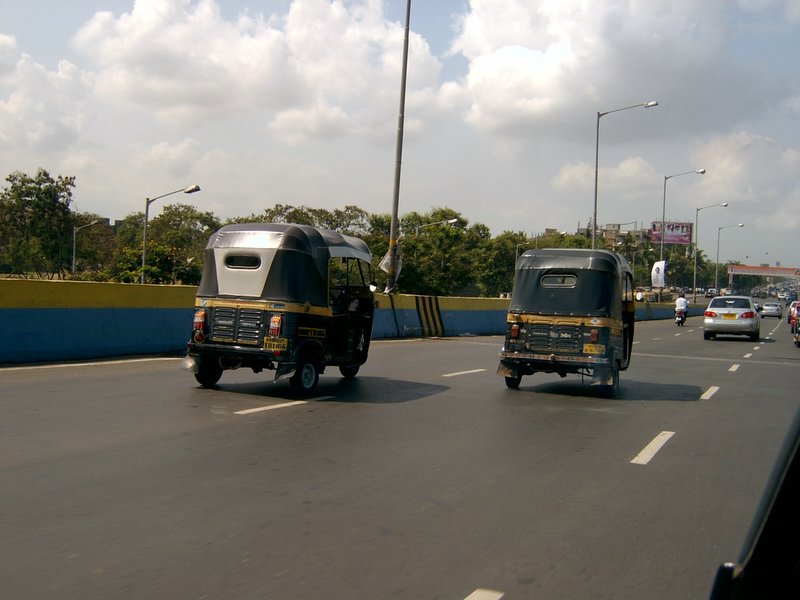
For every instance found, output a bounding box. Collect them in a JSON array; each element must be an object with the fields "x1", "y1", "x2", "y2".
[
  {"x1": 0, "y1": 169, "x2": 75, "y2": 277},
  {"x1": 1, "y1": 169, "x2": 776, "y2": 296}
]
